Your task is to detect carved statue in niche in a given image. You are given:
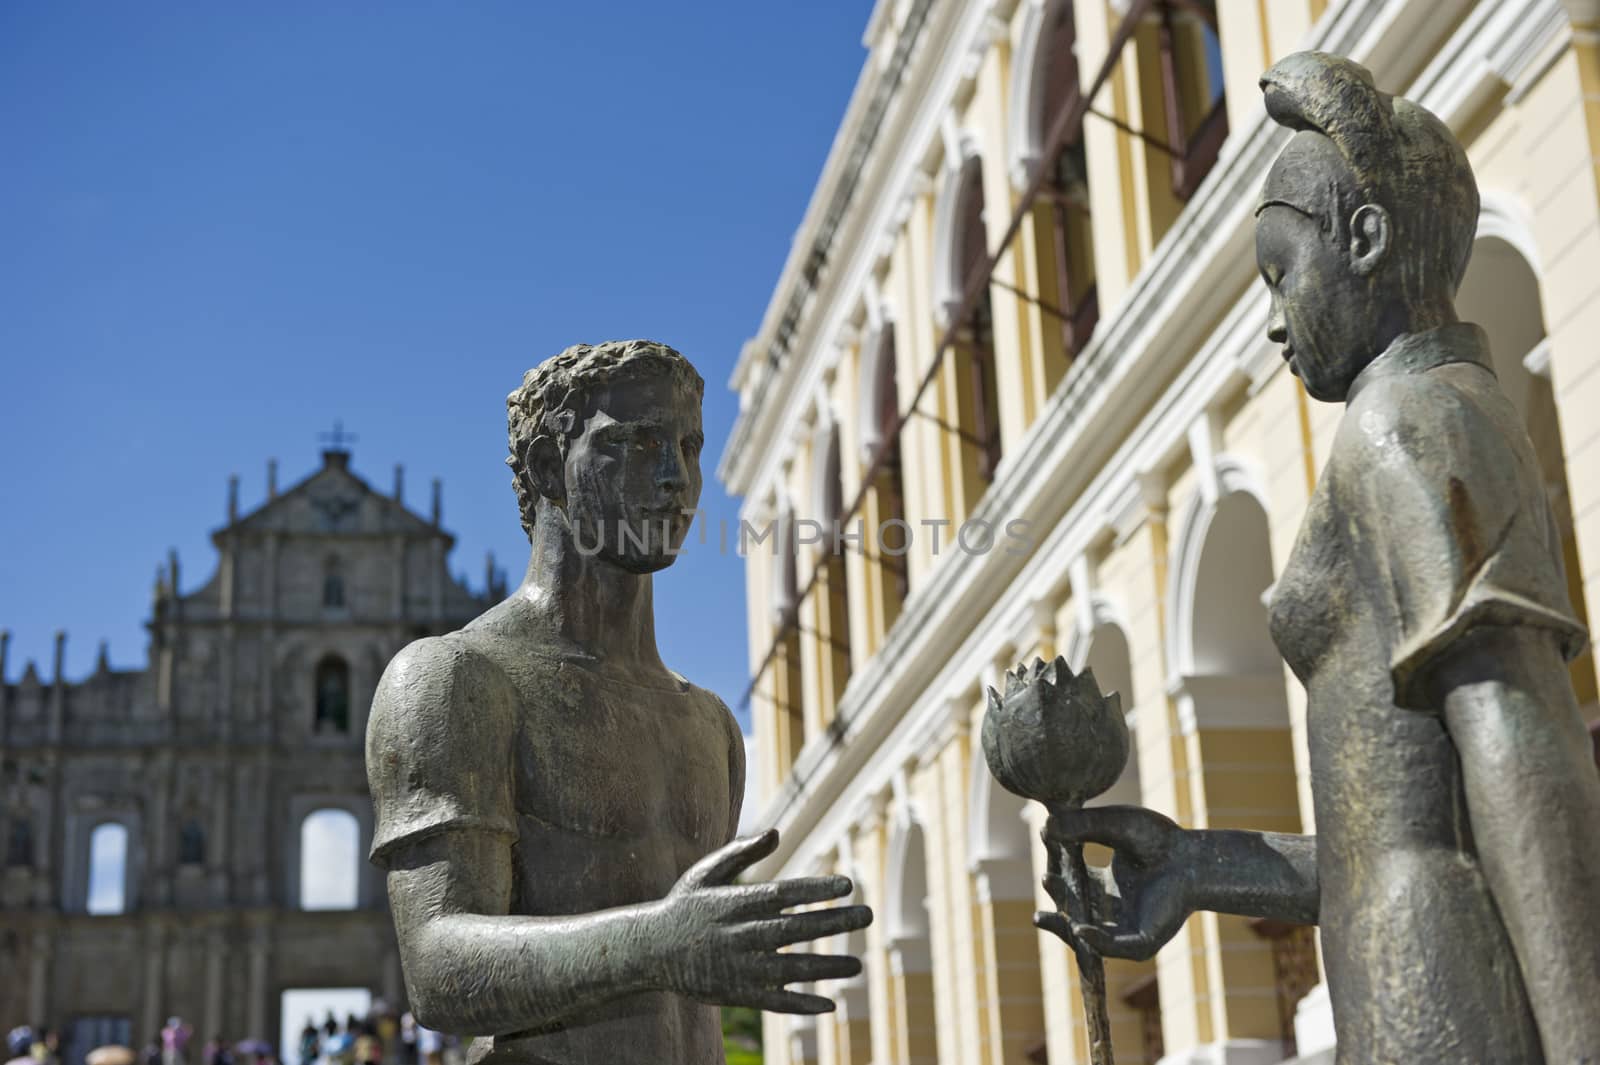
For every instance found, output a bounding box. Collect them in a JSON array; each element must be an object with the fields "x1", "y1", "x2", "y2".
[
  {"x1": 1031, "y1": 52, "x2": 1600, "y2": 1063},
  {"x1": 366, "y1": 341, "x2": 870, "y2": 1063}
]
